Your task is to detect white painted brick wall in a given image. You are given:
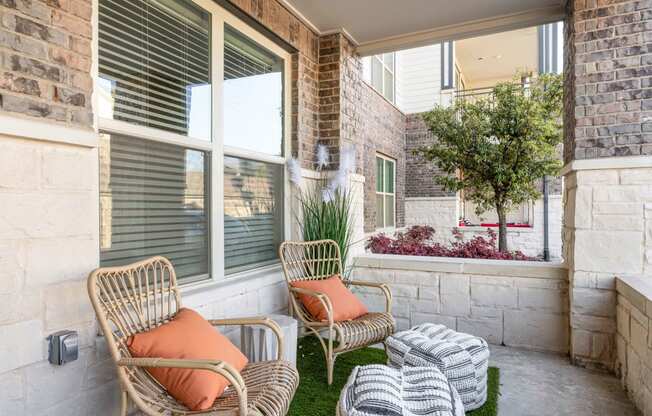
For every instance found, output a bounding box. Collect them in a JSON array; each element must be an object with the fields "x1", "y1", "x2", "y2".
[
  {"x1": 353, "y1": 254, "x2": 569, "y2": 353},
  {"x1": 405, "y1": 196, "x2": 563, "y2": 259}
]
